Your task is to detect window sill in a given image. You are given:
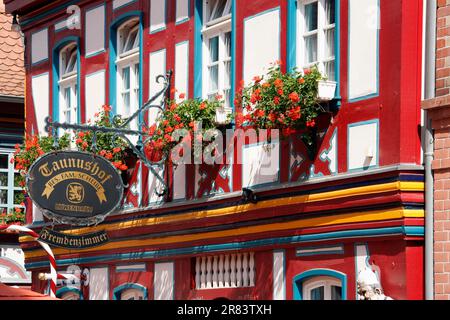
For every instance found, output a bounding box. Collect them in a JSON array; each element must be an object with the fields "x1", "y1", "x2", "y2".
[{"x1": 202, "y1": 17, "x2": 232, "y2": 37}]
